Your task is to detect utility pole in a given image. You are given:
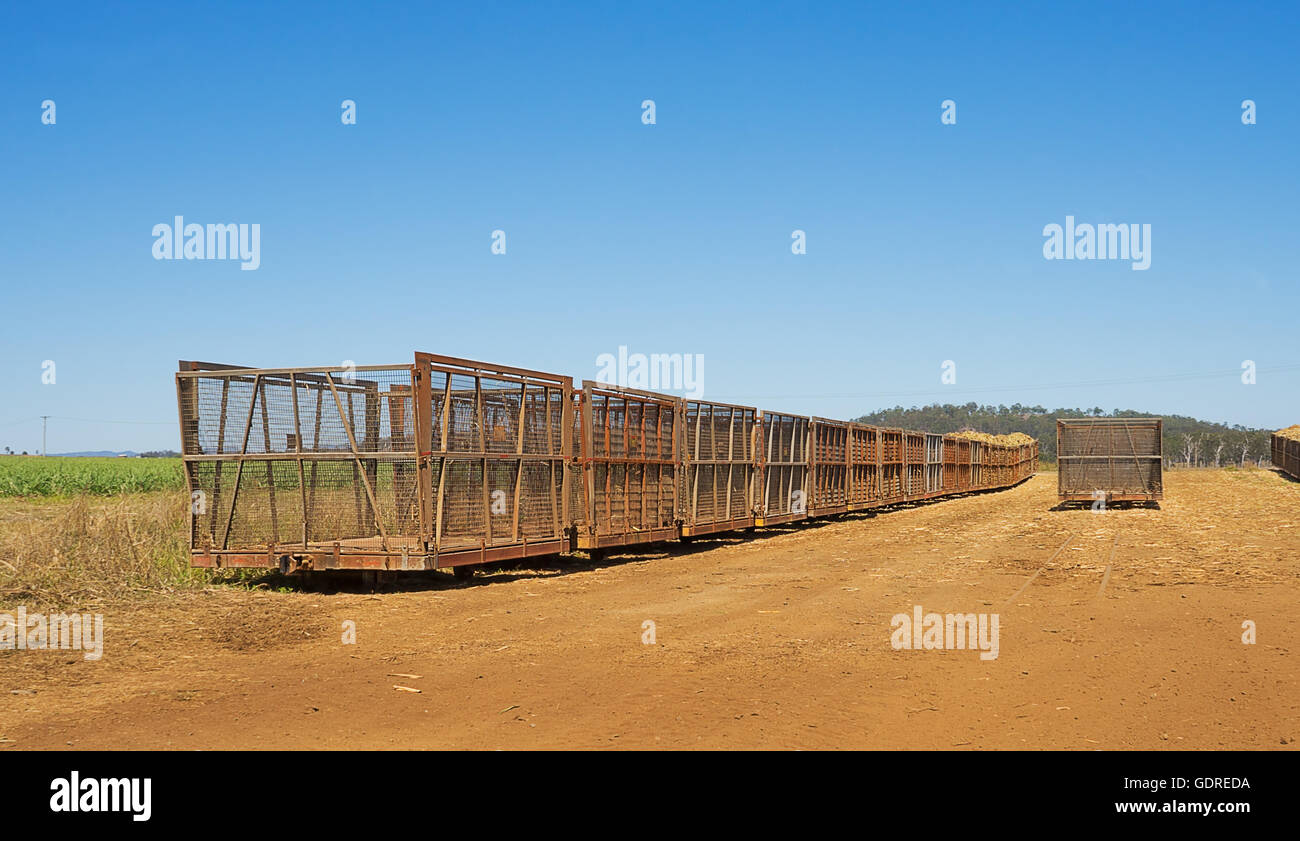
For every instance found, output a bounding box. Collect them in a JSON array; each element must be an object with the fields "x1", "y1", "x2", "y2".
[{"x1": 40, "y1": 415, "x2": 49, "y2": 456}]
